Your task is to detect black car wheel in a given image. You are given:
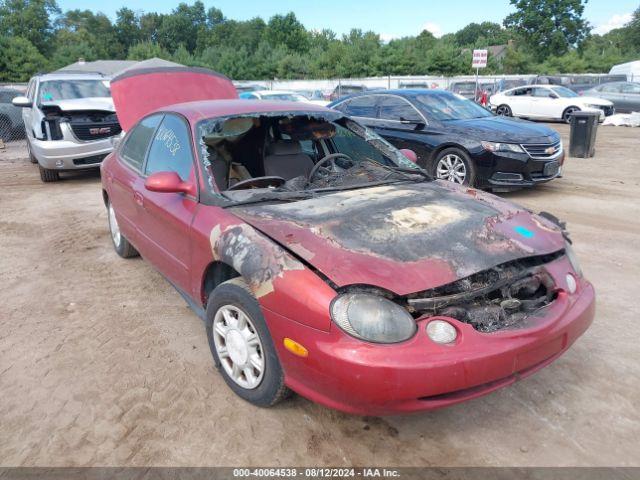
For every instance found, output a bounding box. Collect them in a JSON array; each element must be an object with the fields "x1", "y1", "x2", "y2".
[
  {"x1": 206, "y1": 278, "x2": 290, "y2": 407},
  {"x1": 432, "y1": 148, "x2": 476, "y2": 186},
  {"x1": 27, "y1": 140, "x2": 38, "y2": 164},
  {"x1": 563, "y1": 106, "x2": 580, "y2": 123},
  {"x1": 496, "y1": 104, "x2": 512, "y2": 116},
  {"x1": 38, "y1": 165, "x2": 60, "y2": 182}
]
